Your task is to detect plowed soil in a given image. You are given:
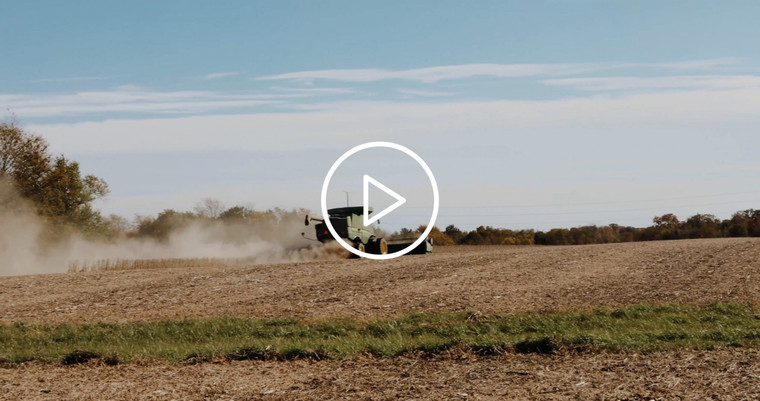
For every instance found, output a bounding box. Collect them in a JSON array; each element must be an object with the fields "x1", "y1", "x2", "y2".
[
  {"x1": 3, "y1": 349, "x2": 760, "y2": 400},
  {"x1": 2, "y1": 238, "x2": 760, "y2": 400},
  {"x1": 2, "y1": 238, "x2": 759, "y2": 324}
]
